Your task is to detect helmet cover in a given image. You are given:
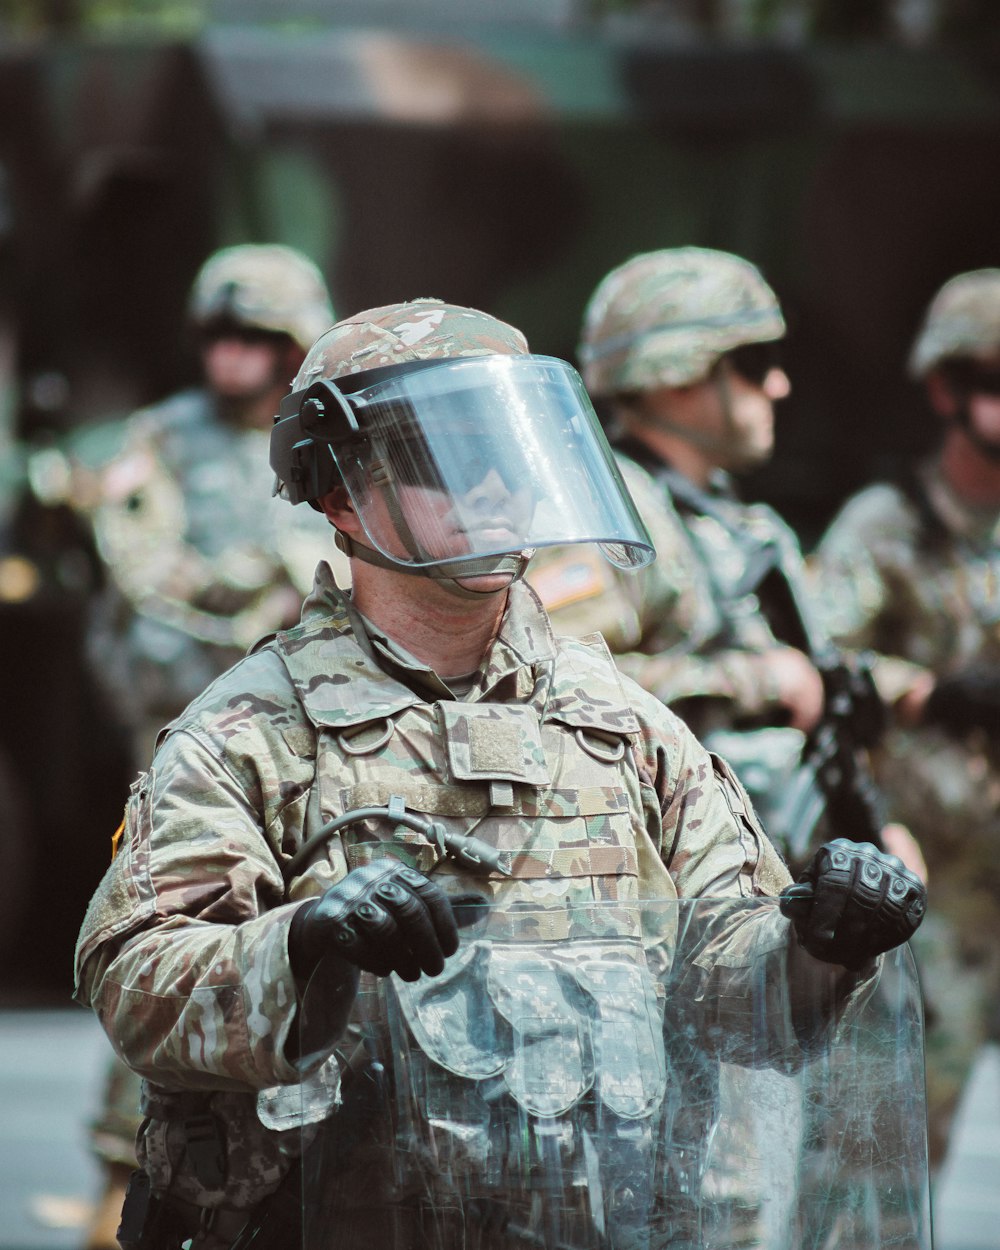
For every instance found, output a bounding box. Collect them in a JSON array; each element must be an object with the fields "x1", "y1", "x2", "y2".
[
  {"x1": 908, "y1": 269, "x2": 1000, "y2": 378},
  {"x1": 189, "y1": 244, "x2": 335, "y2": 352},
  {"x1": 578, "y1": 247, "x2": 785, "y2": 396}
]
